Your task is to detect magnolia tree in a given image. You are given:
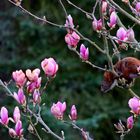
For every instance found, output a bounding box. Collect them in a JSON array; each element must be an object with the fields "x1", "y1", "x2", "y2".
[{"x1": 1, "y1": 0, "x2": 140, "y2": 140}]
